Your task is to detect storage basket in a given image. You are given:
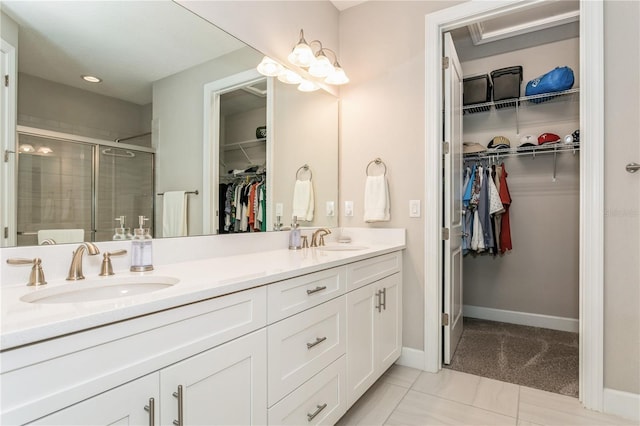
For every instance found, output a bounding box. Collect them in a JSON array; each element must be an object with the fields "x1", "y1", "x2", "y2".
[
  {"x1": 491, "y1": 66, "x2": 523, "y2": 109},
  {"x1": 463, "y1": 74, "x2": 492, "y2": 114}
]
